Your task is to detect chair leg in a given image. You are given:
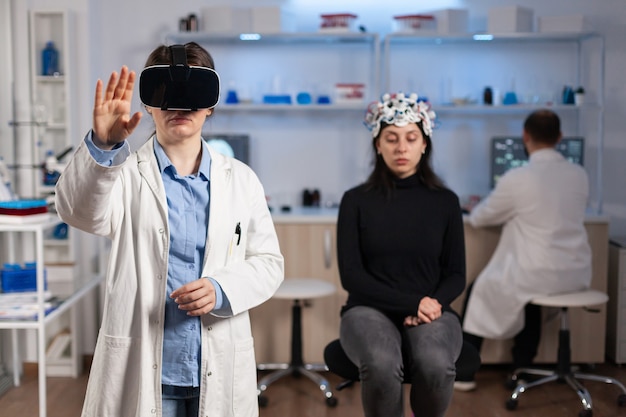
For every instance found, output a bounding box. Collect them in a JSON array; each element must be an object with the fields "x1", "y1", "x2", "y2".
[
  {"x1": 510, "y1": 374, "x2": 560, "y2": 401},
  {"x1": 573, "y1": 372, "x2": 626, "y2": 394},
  {"x1": 297, "y1": 366, "x2": 336, "y2": 403},
  {"x1": 564, "y1": 374, "x2": 593, "y2": 411},
  {"x1": 257, "y1": 367, "x2": 295, "y2": 395},
  {"x1": 506, "y1": 306, "x2": 626, "y2": 415}
]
